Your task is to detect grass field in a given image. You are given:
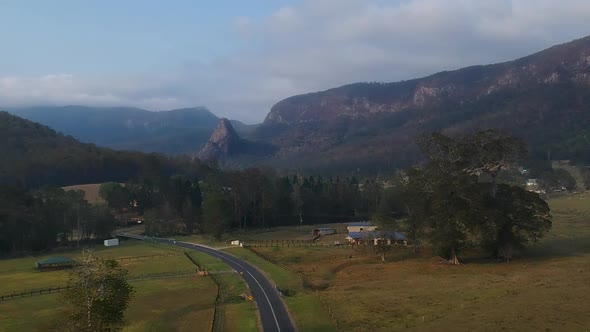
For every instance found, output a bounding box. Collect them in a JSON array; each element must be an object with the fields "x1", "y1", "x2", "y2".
[
  {"x1": 0, "y1": 277, "x2": 217, "y2": 332},
  {"x1": 244, "y1": 192, "x2": 590, "y2": 331},
  {"x1": 3, "y1": 191, "x2": 588, "y2": 331},
  {"x1": 0, "y1": 241, "x2": 191, "y2": 292},
  {"x1": 224, "y1": 247, "x2": 336, "y2": 332},
  {"x1": 0, "y1": 241, "x2": 217, "y2": 332},
  {"x1": 62, "y1": 183, "x2": 104, "y2": 205},
  {"x1": 185, "y1": 251, "x2": 259, "y2": 332}
]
